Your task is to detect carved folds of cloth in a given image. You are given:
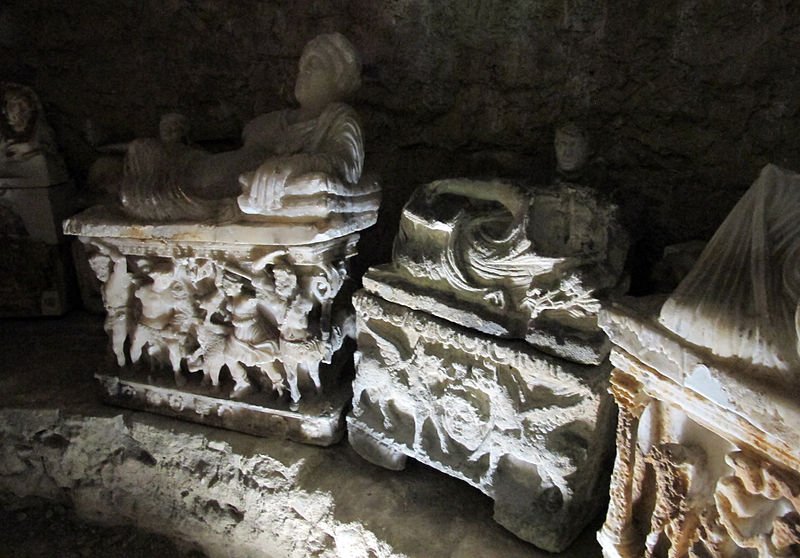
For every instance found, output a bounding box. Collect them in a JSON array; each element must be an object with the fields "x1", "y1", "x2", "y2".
[{"x1": 374, "y1": 178, "x2": 629, "y2": 365}]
